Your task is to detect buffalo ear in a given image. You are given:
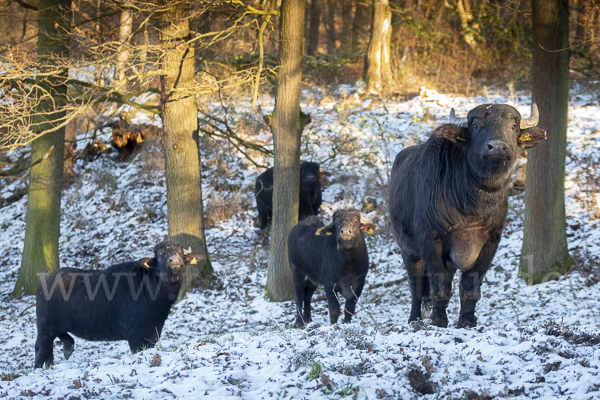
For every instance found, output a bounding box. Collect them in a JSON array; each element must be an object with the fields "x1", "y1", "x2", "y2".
[
  {"x1": 432, "y1": 124, "x2": 469, "y2": 145},
  {"x1": 316, "y1": 223, "x2": 335, "y2": 236},
  {"x1": 360, "y1": 224, "x2": 377, "y2": 235},
  {"x1": 518, "y1": 127, "x2": 547, "y2": 149},
  {"x1": 183, "y1": 253, "x2": 206, "y2": 265},
  {"x1": 137, "y1": 257, "x2": 157, "y2": 270}
]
